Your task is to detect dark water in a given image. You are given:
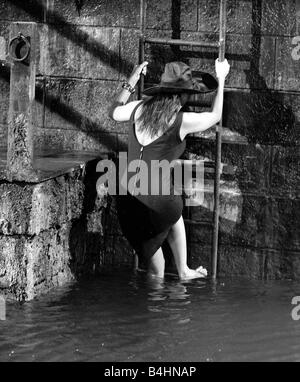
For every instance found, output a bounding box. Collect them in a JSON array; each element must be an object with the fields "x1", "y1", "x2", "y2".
[{"x1": 1, "y1": 270, "x2": 300, "y2": 362}]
